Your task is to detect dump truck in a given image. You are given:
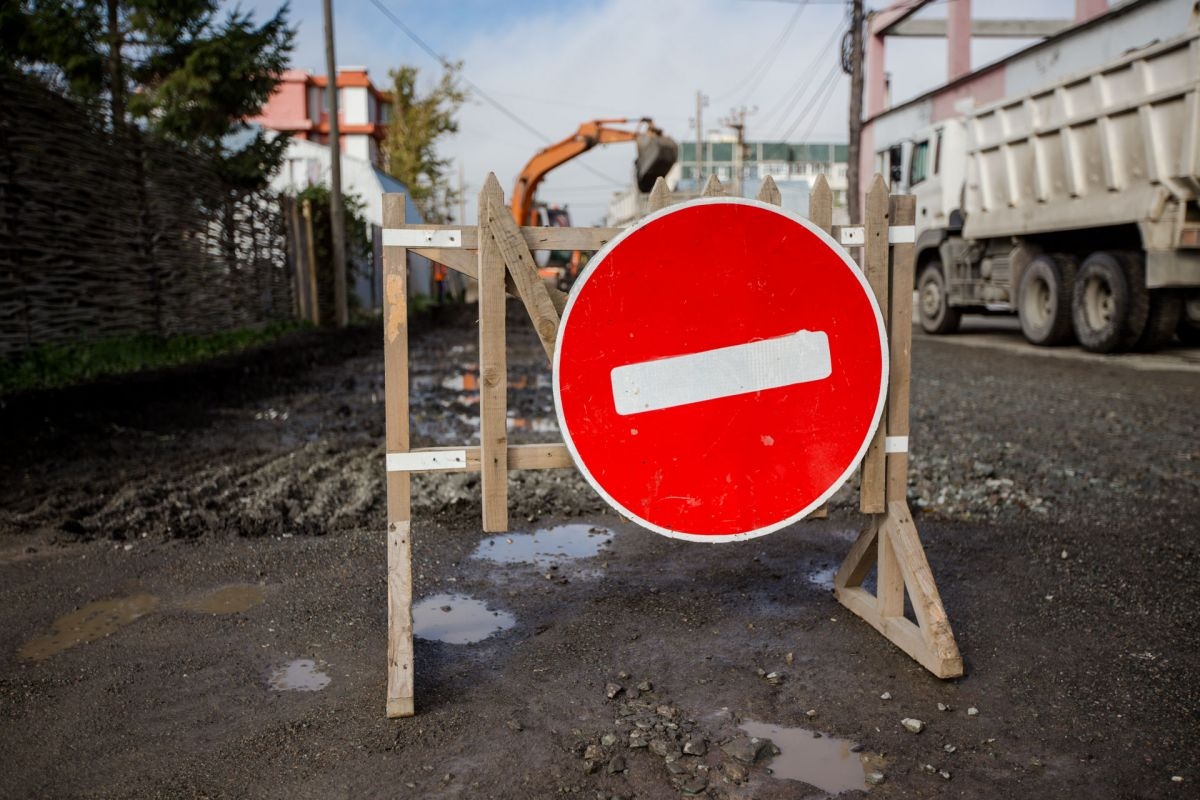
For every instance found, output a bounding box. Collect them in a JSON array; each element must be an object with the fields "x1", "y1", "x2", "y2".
[{"x1": 900, "y1": 4, "x2": 1200, "y2": 352}]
